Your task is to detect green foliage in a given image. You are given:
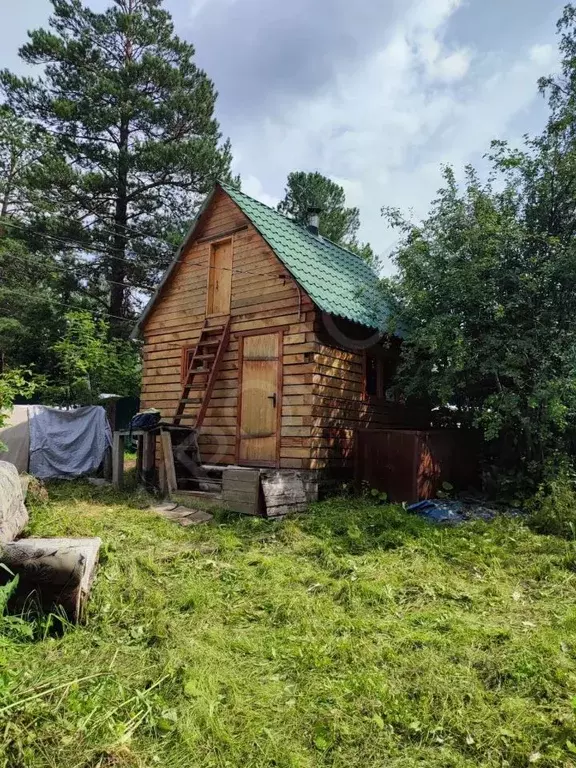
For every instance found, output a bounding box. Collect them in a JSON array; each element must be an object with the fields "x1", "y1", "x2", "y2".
[
  {"x1": 0, "y1": 106, "x2": 54, "y2": 218},
  {"x1": 278, "y1": 171, "x2": 360, "y2": 243},
  {"x1": 0, "y1": 367, "x2": 37, "y2": 450},
  {"x1": 437, "y1": 481, "x2": 454, "y2": 500},
  {"x1": 383, "y1": 6, "x2": 576, "y2": 489},
  {"x1": 0, "y1": 368, "x2": 37, "y2": 447},
  {"x1": 49, "y1": 310, "x2": 140, "y2": 404},
  {"x1": 370, "y1": 487, "x2": 388, "y2": 503},
  {"x1": 527, "y1": 463, "x2": 576, "y2": 538},
  {"x1": 278, "y1": 171, "x2": 375, "y2": 261},
  {"x1": 0, "y1": 235, "x2": 72, "y2": 374},
  {"x1": 1, "y1": 0, "x2": 238, "y2": 329},
  {"x1": 0, "y1": 481, "x2": 575, "y2": 765}
]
